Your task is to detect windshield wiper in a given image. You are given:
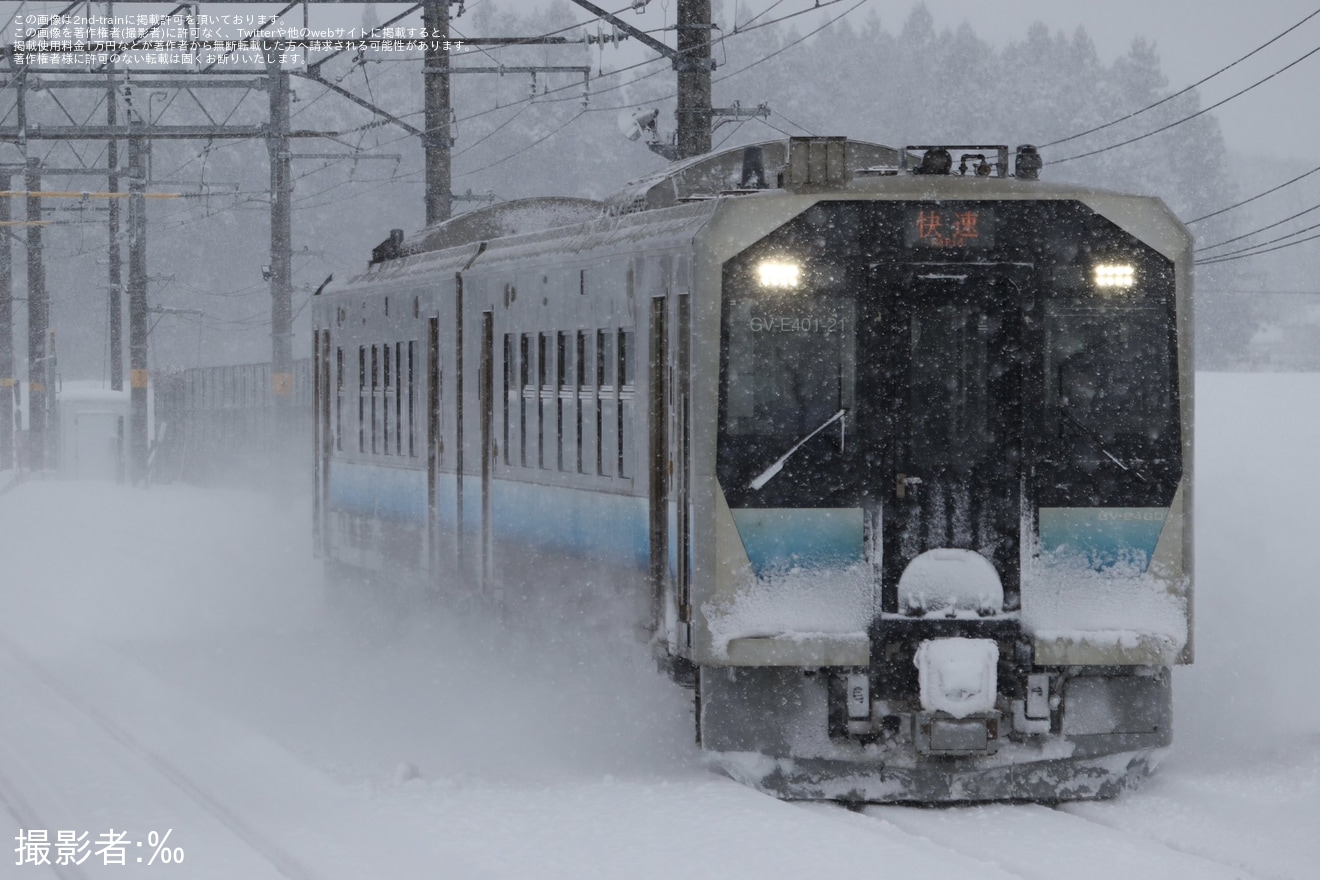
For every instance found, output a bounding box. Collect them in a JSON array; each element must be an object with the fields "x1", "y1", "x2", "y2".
[
  {"x1": 749, "y1": 409, "x2": 847, "y2": 491},
  {"x1": 1059, "y1": 405, "x2": 1149, "y2": 483}
]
